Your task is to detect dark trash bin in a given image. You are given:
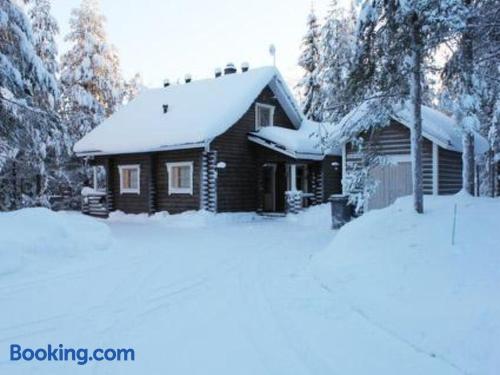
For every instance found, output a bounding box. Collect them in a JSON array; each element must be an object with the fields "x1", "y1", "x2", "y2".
[{"x1": 329, "y1": 195, "x2": 352, "y2": 229}]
